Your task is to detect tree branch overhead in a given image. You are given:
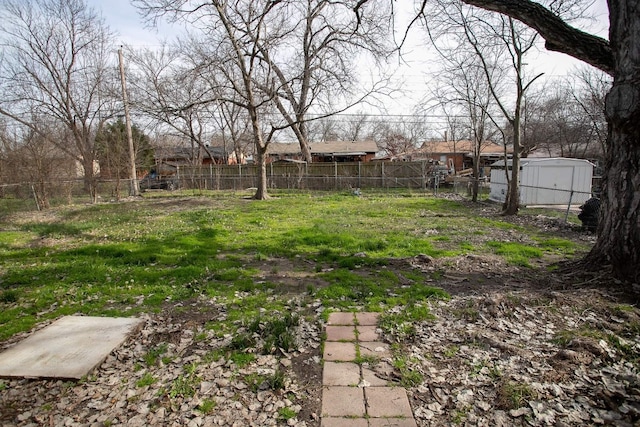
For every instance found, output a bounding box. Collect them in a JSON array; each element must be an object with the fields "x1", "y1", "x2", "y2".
[{"x1": 460, "y1": 0, "x2": 613, "y2": 75}]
